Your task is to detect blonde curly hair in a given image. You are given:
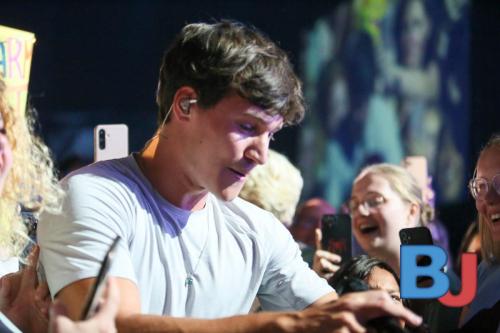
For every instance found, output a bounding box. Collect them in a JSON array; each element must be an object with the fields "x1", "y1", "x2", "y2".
[
  {"x1": 239, "y1": 149, "x2": 303, "y2": 226},
  {"x1": 0, "y1": 78, "x2": 63, "y2": 257}
]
